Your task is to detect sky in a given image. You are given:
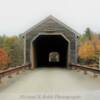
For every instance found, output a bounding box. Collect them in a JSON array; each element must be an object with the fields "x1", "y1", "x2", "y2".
[{"x1": 0, "y1": 0, "x2": 100, "y2": 36}]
